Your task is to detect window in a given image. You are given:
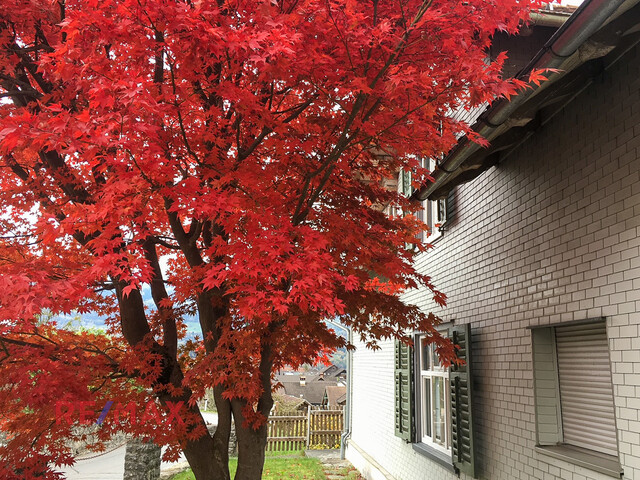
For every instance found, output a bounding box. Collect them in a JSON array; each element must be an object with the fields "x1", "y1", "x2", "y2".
[
  {"x1": 397, "y1": 160, "x2": 454, "y2": 244},
  {"x1": 394, "y1": 324, "x2": 475, "y2": 477},
  {"x1": 417, "y1": 335, "x2": 451, "y2": 453},
  {"x1": 531, "y1": 319, "x2": 622, "y2": 477}
]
